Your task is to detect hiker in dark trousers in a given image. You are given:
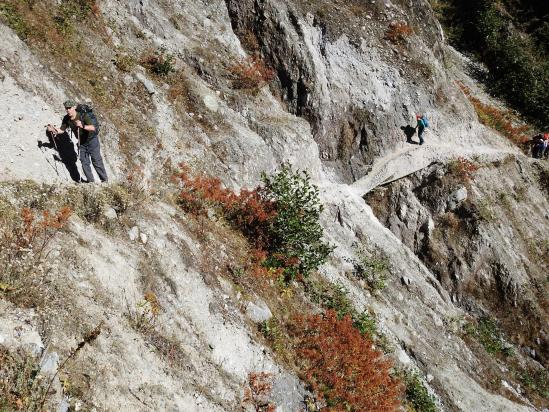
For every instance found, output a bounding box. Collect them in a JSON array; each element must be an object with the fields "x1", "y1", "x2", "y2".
[
  {"x1": 47, "y1": 100, "x2": 108, "y2": 183},
  {"x1": 531, "y1": 133, "x2": 545, "y2": 159},
  {"x1": 415, "y1": 114, "x2": 425, "y2": 145}
]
